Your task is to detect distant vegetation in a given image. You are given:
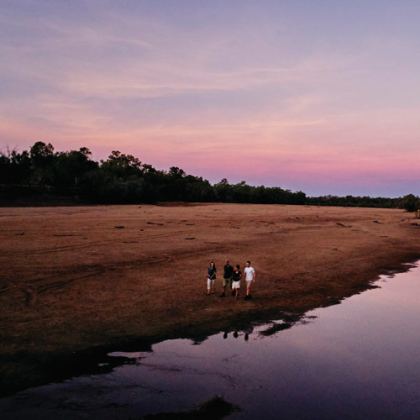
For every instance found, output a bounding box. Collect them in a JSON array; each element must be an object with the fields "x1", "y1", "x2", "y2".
[{"x1": 1, "y1": 141, "x2": 419, "y2": 211}]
